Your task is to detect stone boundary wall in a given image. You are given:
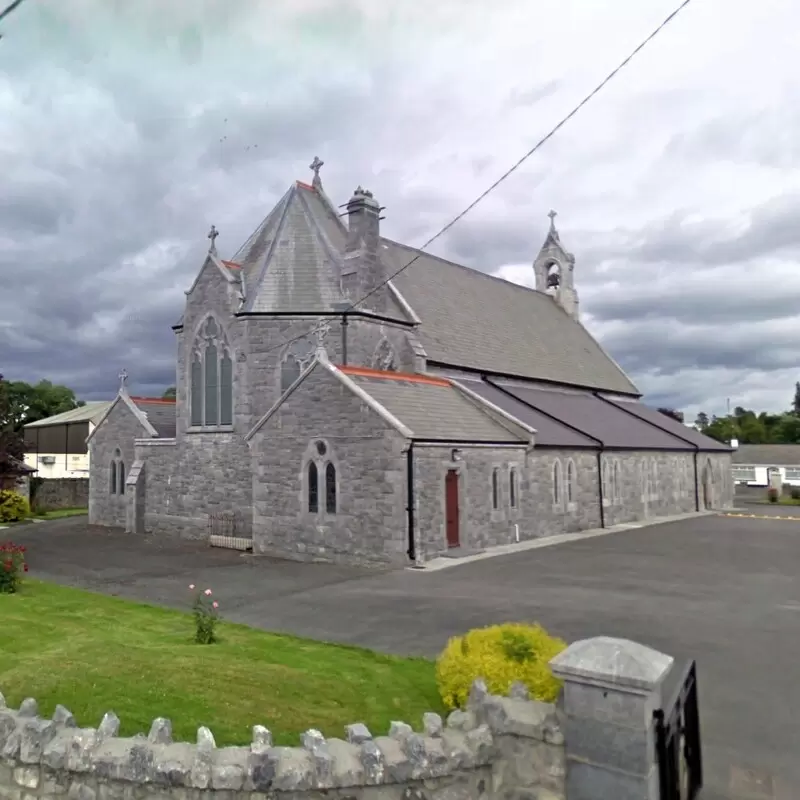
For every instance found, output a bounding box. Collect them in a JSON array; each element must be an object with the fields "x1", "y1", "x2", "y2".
[
  {"x1": 32, "y1": 479, "x2": 89, "y2": 512},
  {"x1": 0, "y1": 681, "x2": 566, "y2": 800}
]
